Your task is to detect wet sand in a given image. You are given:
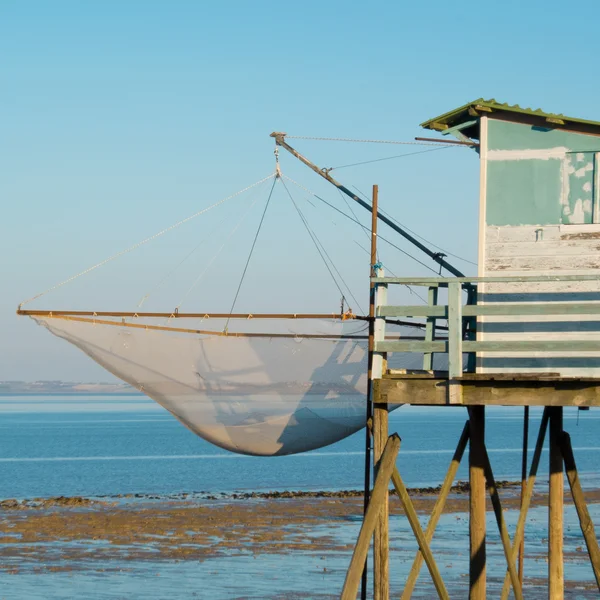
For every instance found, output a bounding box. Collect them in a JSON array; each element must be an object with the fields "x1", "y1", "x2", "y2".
[{"x1": 1, "y1": 485, "x2": 599, "y2": 598}]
